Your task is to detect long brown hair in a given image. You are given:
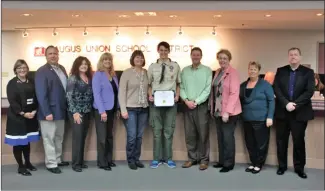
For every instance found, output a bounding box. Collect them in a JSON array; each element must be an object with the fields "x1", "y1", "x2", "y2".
[
  {"x1": 70, "y1": 56, "x2": 93, "y2": 79},
  {"x1": 315, "y1": 73, "x2": 324, "y2": 91}
]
